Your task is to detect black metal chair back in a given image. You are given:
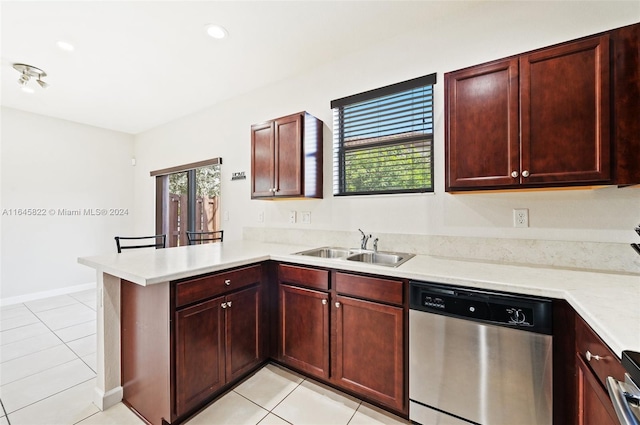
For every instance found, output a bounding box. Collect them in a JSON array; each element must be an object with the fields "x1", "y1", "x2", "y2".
[
  {"x1": 115, "y1": 235, "x2": 166, "y2": 253},
  {"x1": 186, "y1": 230, "x2": 224, "y2": 245}
]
